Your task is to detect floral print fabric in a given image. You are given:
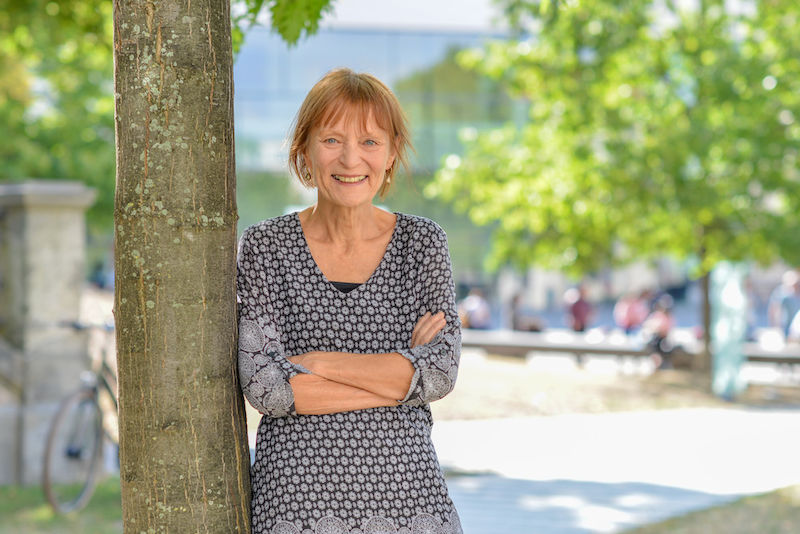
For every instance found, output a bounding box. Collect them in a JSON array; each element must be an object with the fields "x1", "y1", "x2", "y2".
[{"x1": 237, "y1": 212, "x2": 462, "y2": 534}]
